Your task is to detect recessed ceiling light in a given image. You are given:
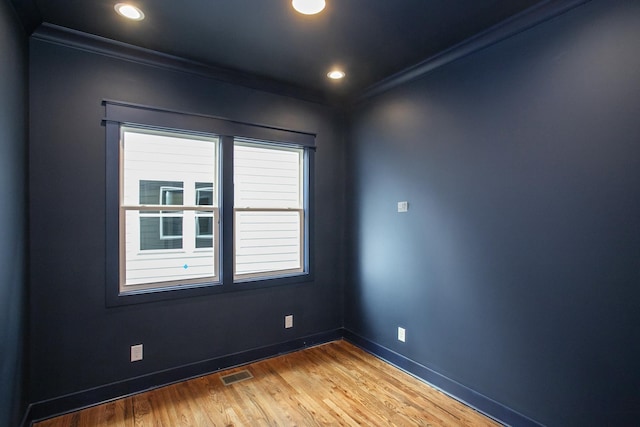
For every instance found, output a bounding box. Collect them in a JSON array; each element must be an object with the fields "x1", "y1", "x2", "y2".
[
  {"x1": 114, "y1": 3, "x2": 145, "y2": 21},
  {"x1": 327, "y1": 70, "x2": 346, "y2": 80},
  {"x1": 292, "y1": 0, "x2": 326, "y2": 15}
]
